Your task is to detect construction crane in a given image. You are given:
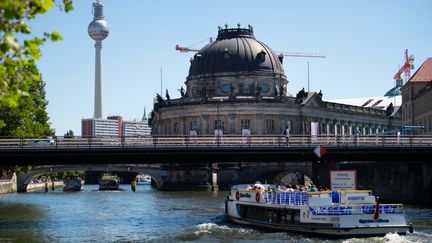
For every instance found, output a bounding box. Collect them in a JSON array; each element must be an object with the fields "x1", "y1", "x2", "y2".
[
  {"x1": 174, "y1": 40, "x2": 326, "y2": 92},
  {"x1": 393, "y1": 49, "x2": 414, "y2": 83},
  {"x1": 277, "y1": 51, "x2": 326, "y2": 59},
  {"x1": 175, "y1": 44, "x2": 326, "y2": 59},
  {"x1": 175, "y1": 37, "x2": 213, "y2": 53},
  {"x1": 175, "y1": 45, "x2": 200, "y2": 53}
]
